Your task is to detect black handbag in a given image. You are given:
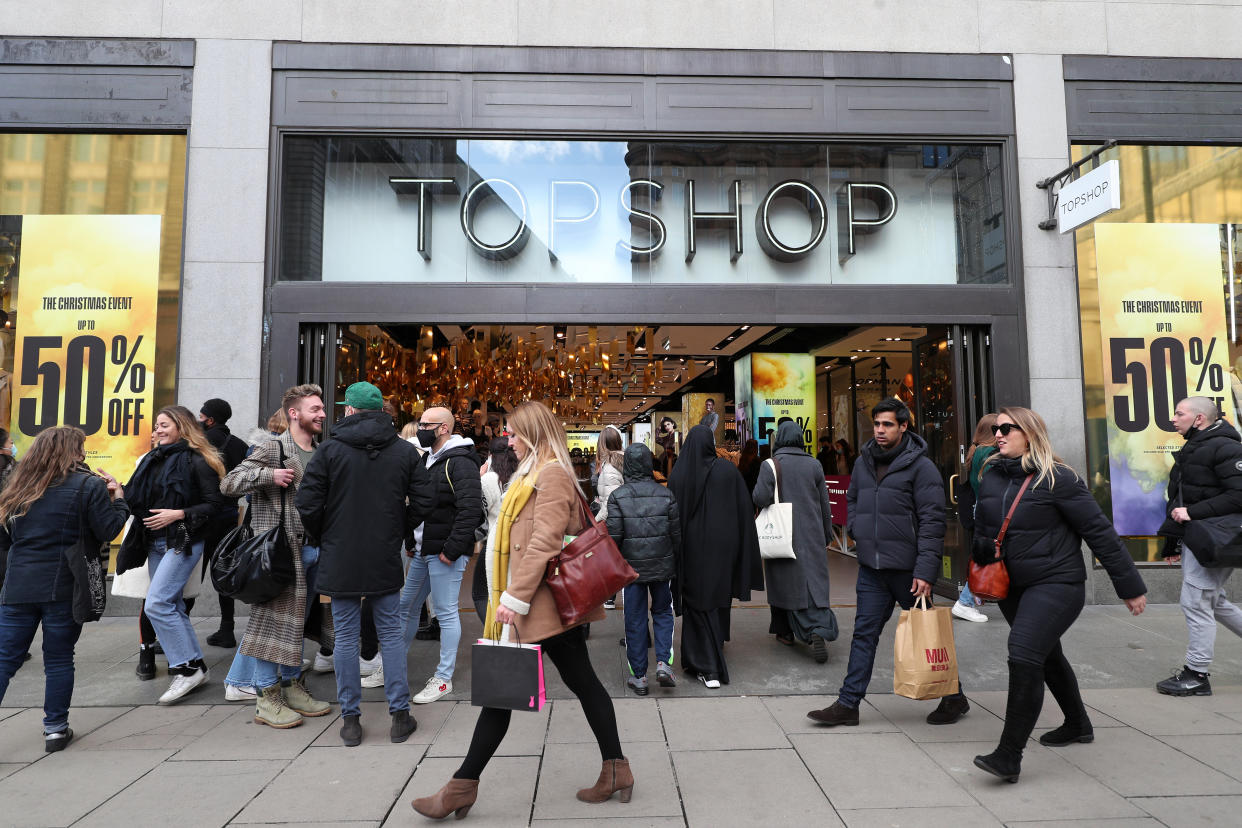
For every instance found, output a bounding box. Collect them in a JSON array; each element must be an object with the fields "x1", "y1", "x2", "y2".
[
  {"x1": 1183, "y1": 515, "x2": 1242, "y2": 568},
  {"x1": 209, "y1": 443, "x2": 295, "y2": 604},
  {"x1": 471, "y1": 632, "x2": 545, "y2": 712},
  {"x1": 63, "y1": 480, "x2": 108, "y2": 624}
]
